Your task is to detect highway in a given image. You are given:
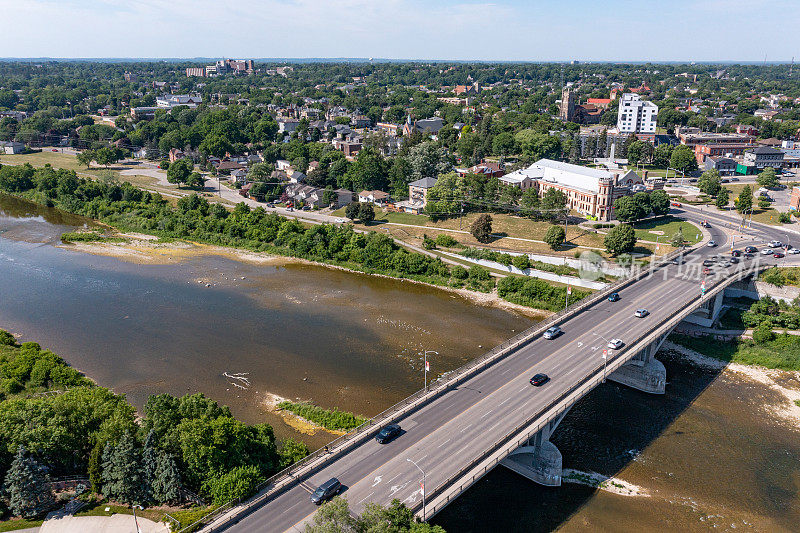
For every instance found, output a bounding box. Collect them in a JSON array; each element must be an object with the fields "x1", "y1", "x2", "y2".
[{"x1": 222, "y1": 212, "x2": 792, "y2": 533}]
